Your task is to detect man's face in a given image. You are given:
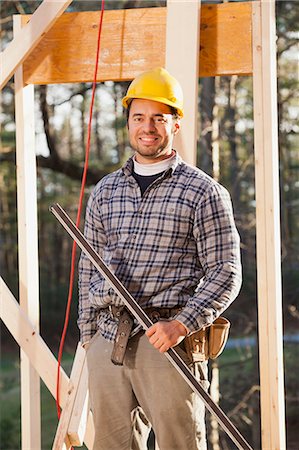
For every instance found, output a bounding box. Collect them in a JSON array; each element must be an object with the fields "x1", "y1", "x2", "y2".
[{"x1": 127, "y1": 99, "x2": 180, "y2": 164}]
